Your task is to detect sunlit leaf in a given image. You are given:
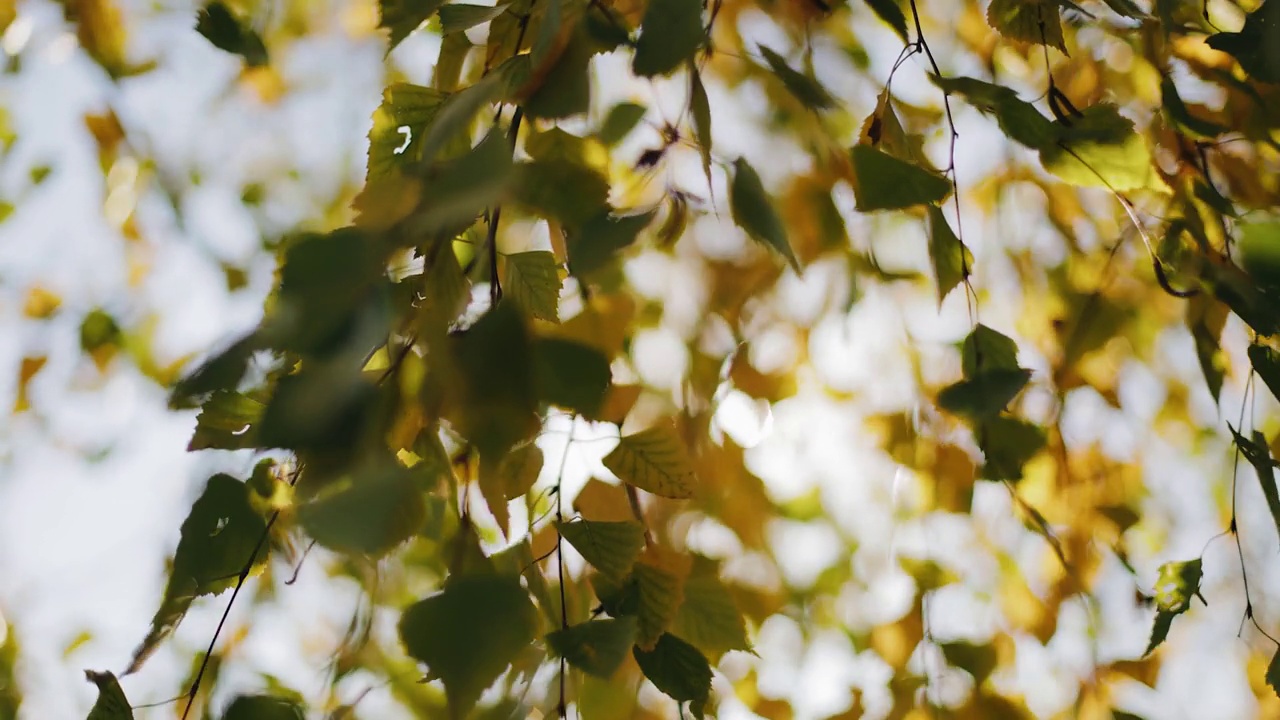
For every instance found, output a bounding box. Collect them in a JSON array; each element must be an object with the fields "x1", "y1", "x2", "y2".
[
  {"x1": 634, "y1": 561, "x2": 684, "y2": 649},
  {"x1": 504, "y1": 251, "x2": 562, "y2": 322},
  {"x1": 933, "y1": 75, "x2": 1059, "y2": 150},
  {"x1": 557, "y1": 520, "x2": 646, "y2": 579},
  {"x1": 987, "y1": 0, "x2": 1065, "y2": 51},
  {"x1": 546, "y1": 617, "x2": 638, "y2": 678},
  {"x1": 604, "y1": 425, "x2": 698, "y2": 499},
  {"x1": 80, "y1": 308, "x2": 122, "y2": 370},
  {"x1": 926, "y1": 204, "x2": 972, "y2": 304},
  {"x1": 631, "y1": 0, "x2": 703, "y2": 77},
  {"x1": 730, "y1": 158, "x2": 800, "y2": 271},
  {"x1": 850, "y1": 145, "x2": 950, "y2": 211},
  {"x1": 479, "y1": 442, "x2": 543, "y2": 535},
  {"x1": 14, "y1": 356, "x2": 46, "y2": 413},
  {"x1": 188, "y1": 390, "x2": 264, "y2": 451},
  {"x1": 221, "y1": 695, "x2": 304, "y2": 720},
  {"x1": 127, "y1": 474, "x2": 268, "y2": 674},
  {"x1": 84, "y1": 670, "x2": 132, "y2": 720},
  {"x1": 1146, "y1": 558, "x2": 1204, "y2": 655},
  {"x1": 399, "y1": 574, "x2": 538, "y2": 718},
  {"x1": 633, "y1": 634, "x2": 711, "y2": 717},
  {"x1": 196, "y1": 2, "x2": 268, "y2": 67},
  {"x1": 299, "y1": 463, "x2": 425, "y2": 556},
  {"x1": 1040, "y1": 104, "x2": 1157, "y2": 191},
  {"x1": 759, "y1": 45, "x2": 834, "y2": 110},
  {"x1": 512, "y1": 158, "x2": 610, "y2": 229}
]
